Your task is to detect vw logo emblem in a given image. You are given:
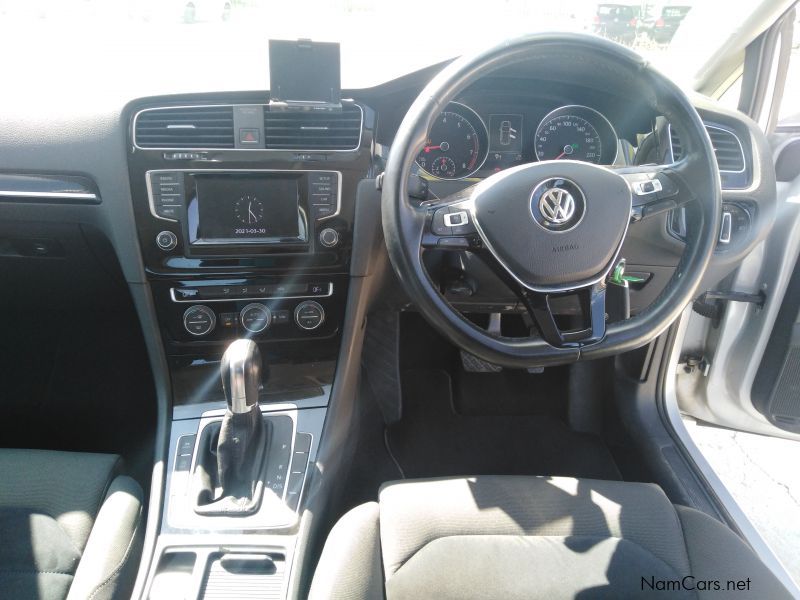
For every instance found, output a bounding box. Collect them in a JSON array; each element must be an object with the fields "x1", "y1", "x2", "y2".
[{"x1": 539, "y1": 187, "x2": 576, "y2": 225}]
